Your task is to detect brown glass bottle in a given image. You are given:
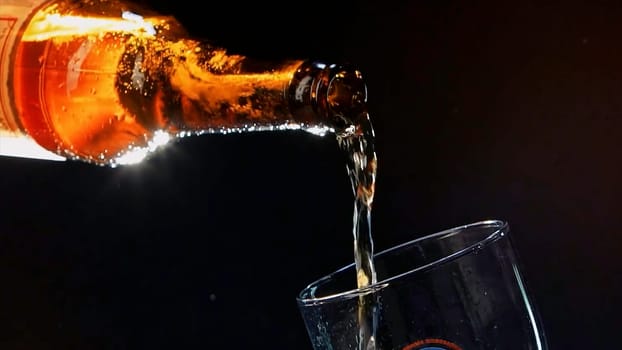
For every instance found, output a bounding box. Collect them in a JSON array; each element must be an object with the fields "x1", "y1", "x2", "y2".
[{"x1": 0, "y1": 0, "x2": 367, "y2": 166}]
